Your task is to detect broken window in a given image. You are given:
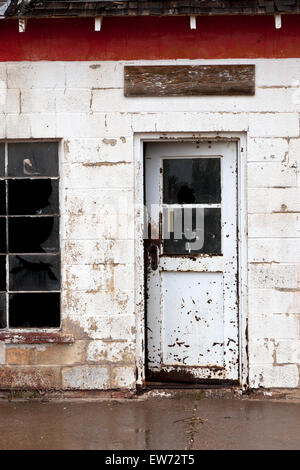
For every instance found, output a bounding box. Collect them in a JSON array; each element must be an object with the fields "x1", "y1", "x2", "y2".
[{"x1": 0, "y1": 142, "x2": 60, "y2": 329}]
